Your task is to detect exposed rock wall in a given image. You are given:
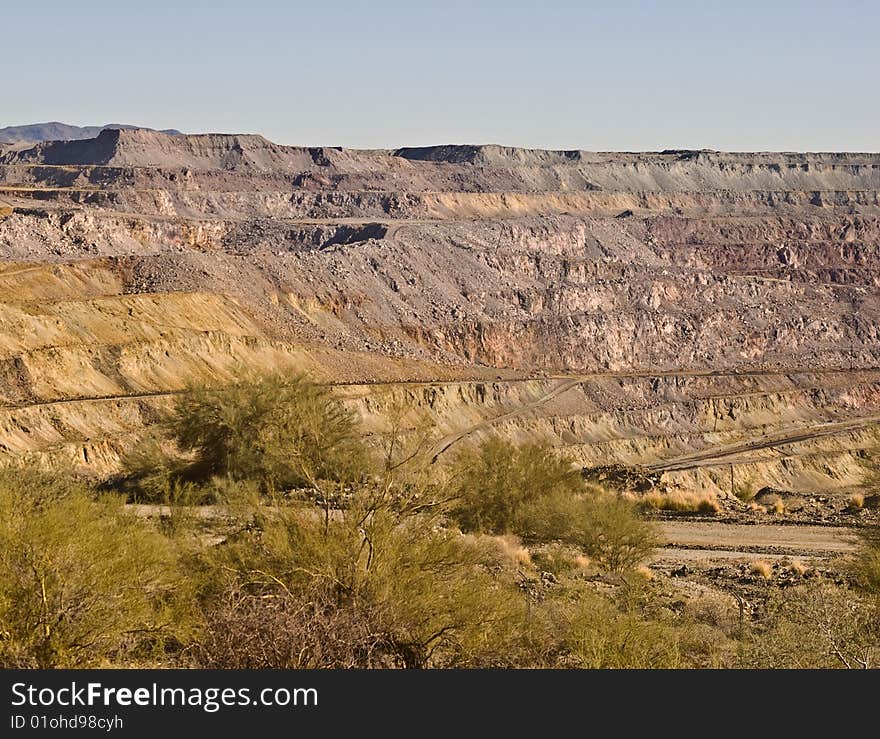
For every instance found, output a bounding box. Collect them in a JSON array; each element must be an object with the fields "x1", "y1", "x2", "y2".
[{"x1": 1, "y1": 131, "x2": 878, "y2": 492}]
